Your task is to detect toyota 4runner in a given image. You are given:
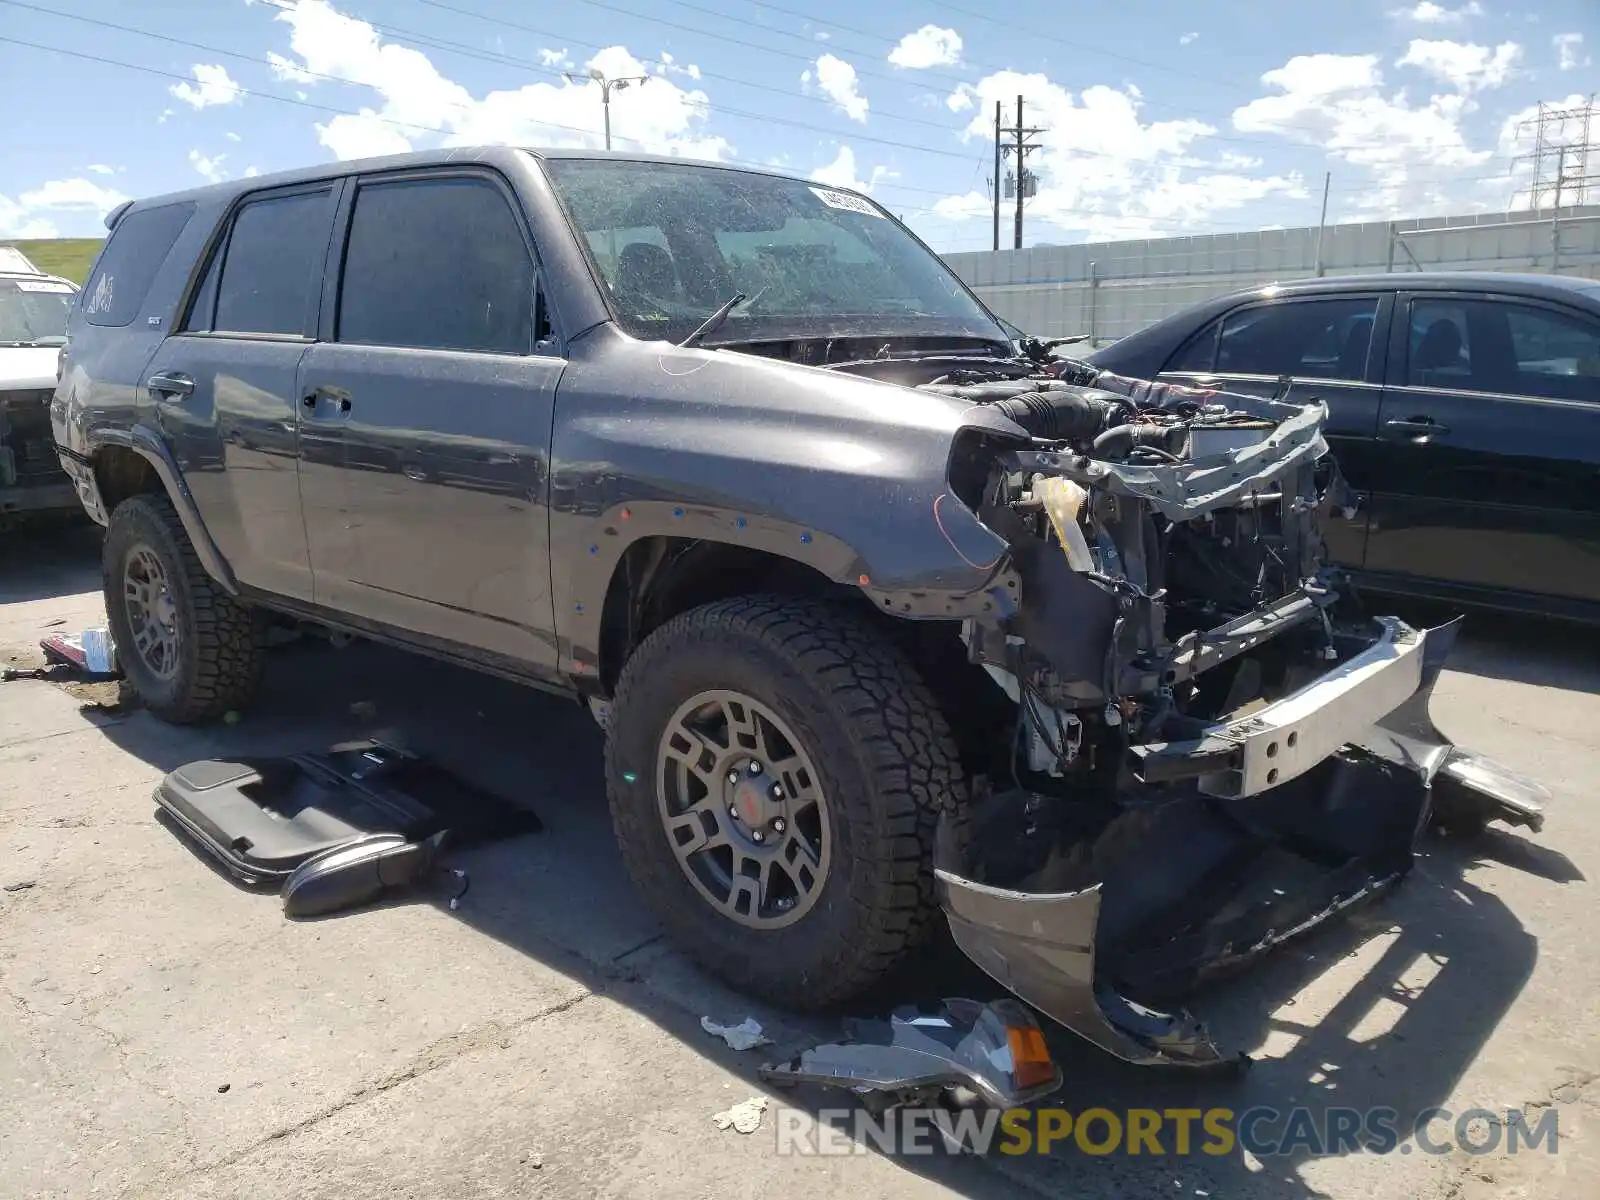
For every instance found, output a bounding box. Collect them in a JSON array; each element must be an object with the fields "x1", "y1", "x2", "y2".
[{"x1": 53, "y1": 148, "x2": 1548, "y2": 1066}]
